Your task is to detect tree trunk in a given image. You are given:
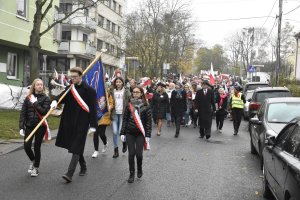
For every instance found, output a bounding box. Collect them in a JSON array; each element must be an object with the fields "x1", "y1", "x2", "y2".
[{"x1": 28, "y1": 1, "x2": 43, "y2": 83}]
